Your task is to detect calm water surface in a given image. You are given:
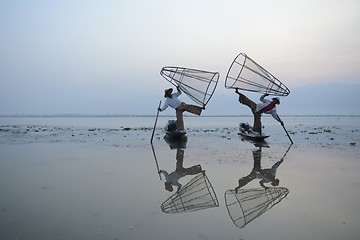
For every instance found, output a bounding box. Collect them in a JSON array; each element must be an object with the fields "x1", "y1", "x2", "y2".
[
  {"x1": 1, "y1": 115, "x2": 360, "y2": 128},
  {"x1": 0, "y1": 116, "x2": 359, "y2": 239}
]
